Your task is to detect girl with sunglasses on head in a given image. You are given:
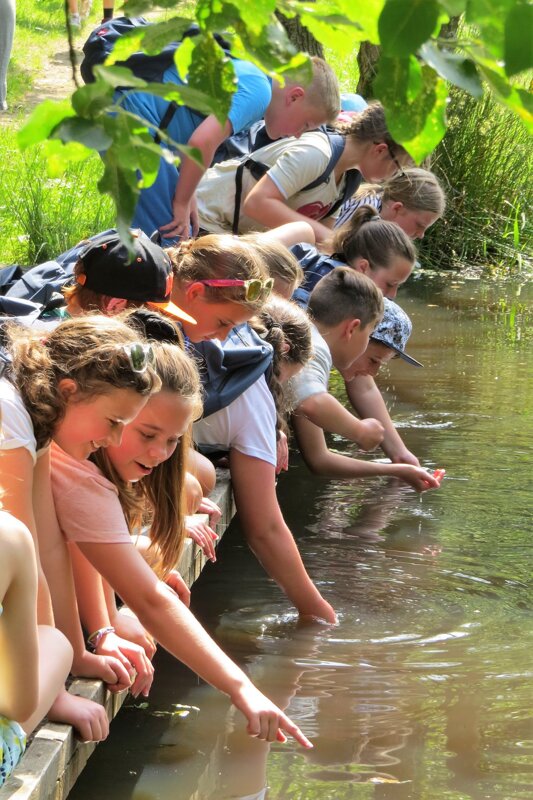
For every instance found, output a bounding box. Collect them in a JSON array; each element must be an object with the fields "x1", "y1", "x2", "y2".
[
  {"x1": 194, "y1": 297, "x2": 337, "y2": 624},
  {"x1": 51, "y1": 335, "x2": 314, "y2": 749},
  {"x1": 166, "y1": 234, "x2": 273, "y2": 343},
  {"x1": 334, "y1": 167, "x2": 446, "y2": 239},
  {"x1": 196, "y1": 101, "x2": 412, "y2": 245},
  {"x1": 0, "y1": 315, "x2": 161, "y2": 742}
]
